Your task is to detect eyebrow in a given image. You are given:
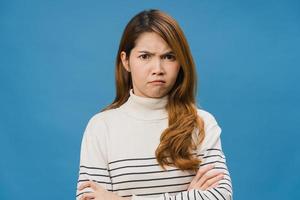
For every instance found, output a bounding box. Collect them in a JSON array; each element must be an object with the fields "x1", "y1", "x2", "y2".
[{"x1": 137, "y1": 50, "x2": 175, "y2": 55}]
